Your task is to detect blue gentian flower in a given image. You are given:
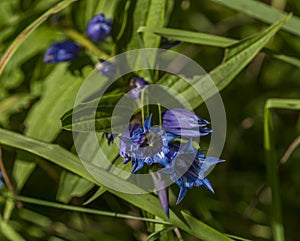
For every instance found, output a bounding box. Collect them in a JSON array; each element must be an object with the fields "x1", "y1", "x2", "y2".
[
  {"x1": 86, "y1": 13, "x2": 112, "y2": 42},
  {"x1": 129, "y1": 77, "x2": 149, "y2": 99},
  {"x1": 0, "y1": 172, "x2": 4, "y2": 189},
  {"x1": 162, "y1": 108, "x2": 212, "y2": 138},
  {"x1": 96, "y1": 59, "x2": 116, "y2": 78},
  {"x1": 43, "y1": 40, "x2": 80, "y2": 63},
  {"x1": 119, "y1": 115, "x2": 176, "y2": 173},
  {"x1": 163, "y1": 139, "x2": 223, "y2": 204}
]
